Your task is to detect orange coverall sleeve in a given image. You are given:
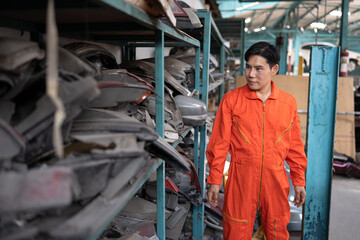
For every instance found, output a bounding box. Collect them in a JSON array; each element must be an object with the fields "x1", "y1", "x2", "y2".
[
  {"x1": 286, "y1": 105, "x2": 308, "y2": 186},
  {"x1": 206, "y1": 94, "x2": 233, "y2": 186}
]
